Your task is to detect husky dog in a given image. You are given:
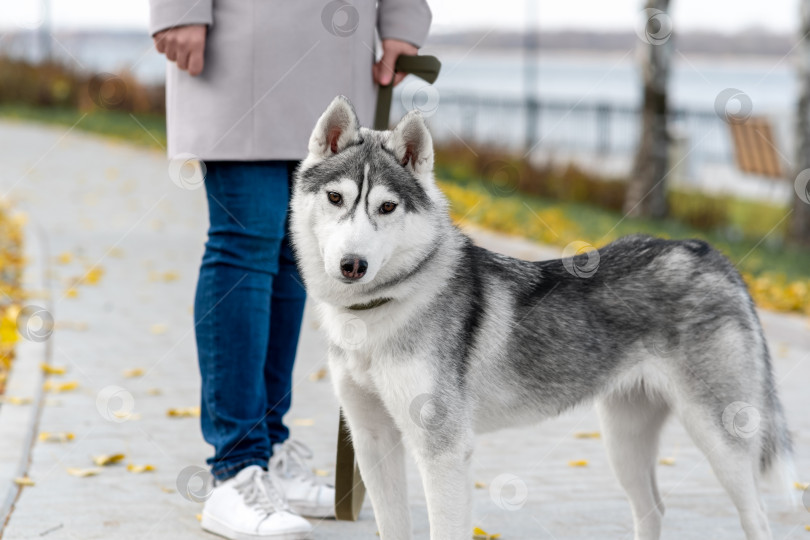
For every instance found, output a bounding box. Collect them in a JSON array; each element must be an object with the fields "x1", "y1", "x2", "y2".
[{"x1": 290, "y1": 96, "x2": 794, "y2": 540}]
